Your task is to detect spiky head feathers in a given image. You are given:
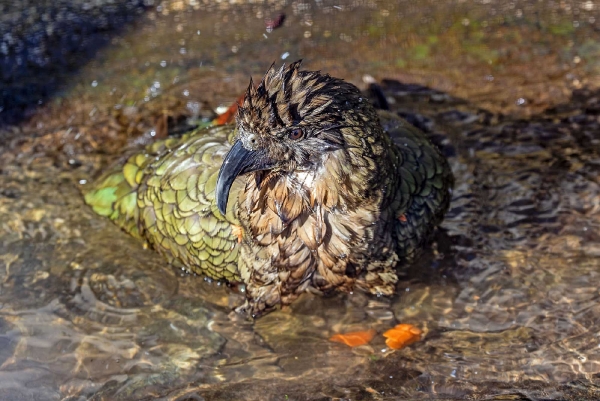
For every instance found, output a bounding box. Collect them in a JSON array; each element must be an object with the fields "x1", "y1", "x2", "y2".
[
  {"x1": 217, "y1": 61, "x2": 387, "y2": 215},
  {"x1": 234, "y1": 61, "x2": 375, "y2": 171}
]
